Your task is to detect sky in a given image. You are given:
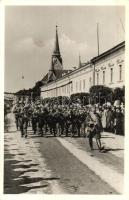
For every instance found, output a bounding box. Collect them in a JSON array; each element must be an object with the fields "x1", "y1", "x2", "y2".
[{"x1": 5, "y1": 6, "x2": 125, "y2": 93}]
